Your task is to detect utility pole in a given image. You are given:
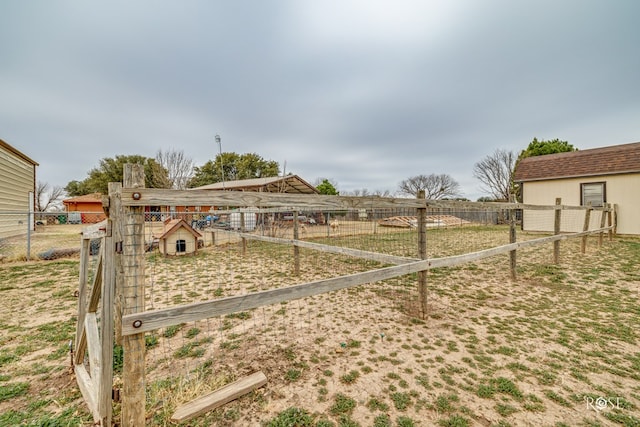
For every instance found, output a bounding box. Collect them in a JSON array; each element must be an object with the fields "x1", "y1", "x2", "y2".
[{"x1": 215, "y1": 134, "x2": 225, "y2": 189}]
